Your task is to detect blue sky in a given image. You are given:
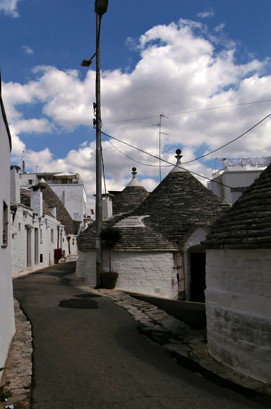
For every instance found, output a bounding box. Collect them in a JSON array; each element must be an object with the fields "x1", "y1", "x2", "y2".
[{"x1": 1, "y1": 0, "x2": 271, "y2": 209}]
